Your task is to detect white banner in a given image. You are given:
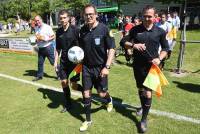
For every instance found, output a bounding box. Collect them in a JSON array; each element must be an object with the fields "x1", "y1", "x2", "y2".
[{"x1": 8, "y1": 38, "x2": 33, "y2": 51}]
